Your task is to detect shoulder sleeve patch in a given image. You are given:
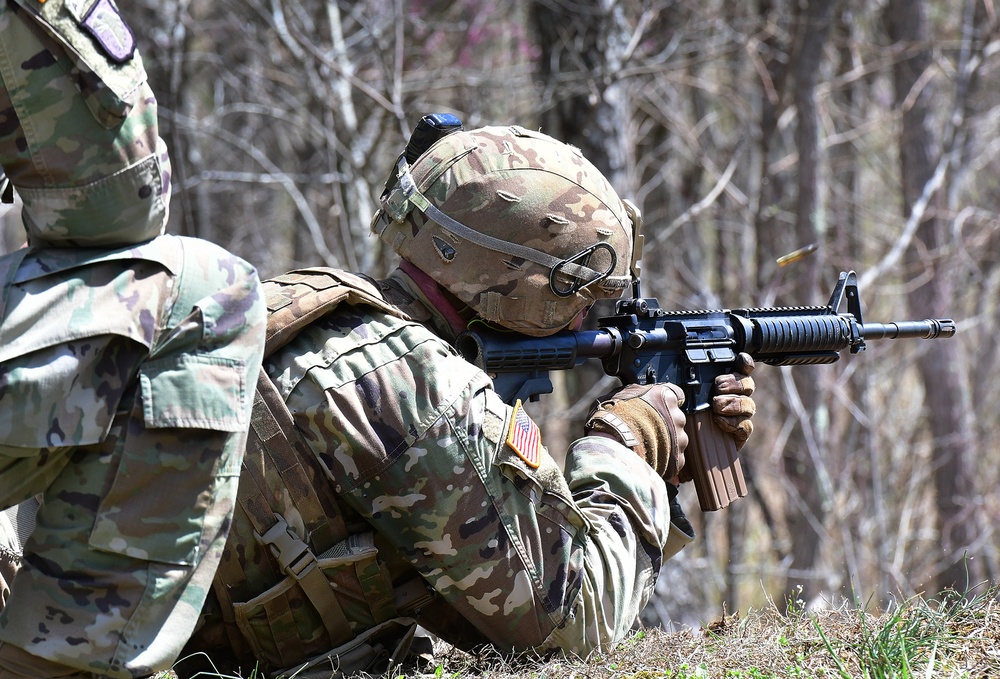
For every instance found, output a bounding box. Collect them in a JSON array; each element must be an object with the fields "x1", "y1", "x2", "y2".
[
  {"x1": 505, "y1": 400, "x2": 541, "y2": 469},
  {"x1": 81, "y1": 0, "x2": 136, "y2": 63}
]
